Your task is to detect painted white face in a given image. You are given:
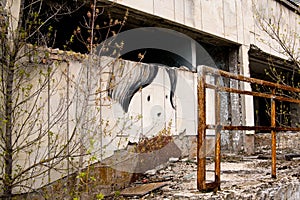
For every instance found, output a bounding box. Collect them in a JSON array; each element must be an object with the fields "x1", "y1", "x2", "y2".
[
  {"x1": 100, "y1": 65, "x2": 198, "y2": 161},
  {"x1": 121, "y1": 67, "x2": 176, "y2": 142}
]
